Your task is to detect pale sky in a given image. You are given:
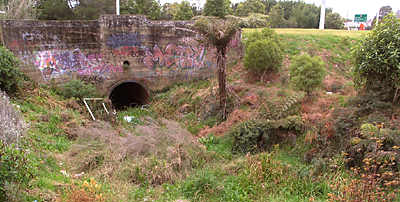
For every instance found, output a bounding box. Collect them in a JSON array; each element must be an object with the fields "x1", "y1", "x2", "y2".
[{"x1": 159, "y1": 0, "x2": 400, "y2": 20}]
